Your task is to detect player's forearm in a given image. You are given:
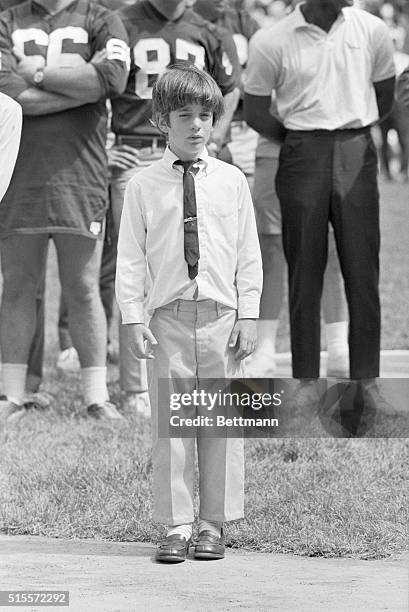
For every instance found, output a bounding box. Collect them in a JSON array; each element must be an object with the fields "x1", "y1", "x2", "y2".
[
  {"x1": 16, "y1": 88, "x2": 86, "y2": 115},
  {"x1": 211, "y1": 87, "x2": 240, "y2": 147},
  {"x1": 396, "y1": 70, "x2": 409, "y2": 110},
  {"x1": 374, "y1": 76, "x2": 396, "y2": 123},
  {"x1": 41, "y1": 64, "x2": 103, "y2": 103}
]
